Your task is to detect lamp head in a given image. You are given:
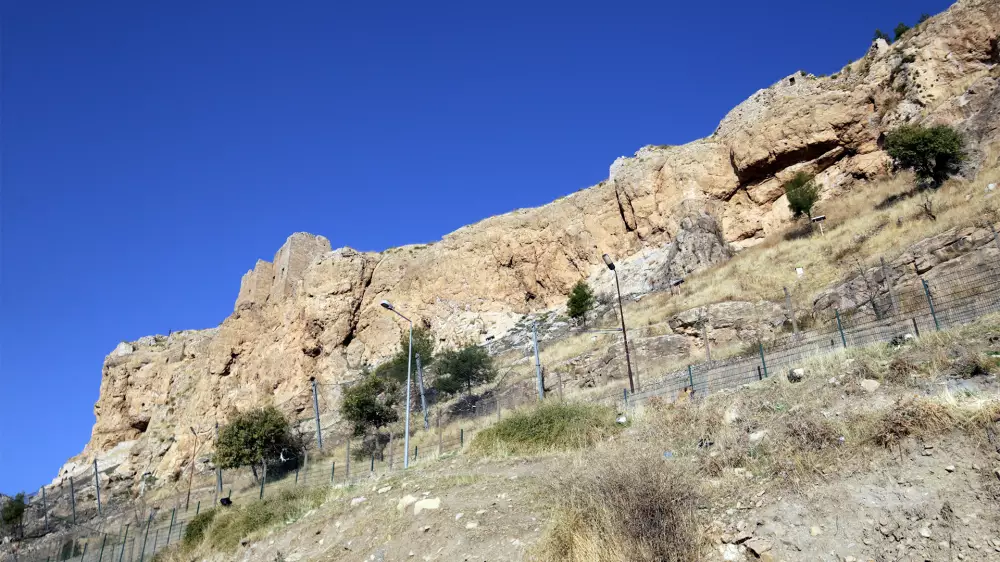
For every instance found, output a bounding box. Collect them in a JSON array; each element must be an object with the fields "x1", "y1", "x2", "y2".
[
  {"x1": 602, "y1": 253, "x2": 615, "y2": 271},
  {"x1": 380, "y1": 300, "x2": 394, "y2": 311}
]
